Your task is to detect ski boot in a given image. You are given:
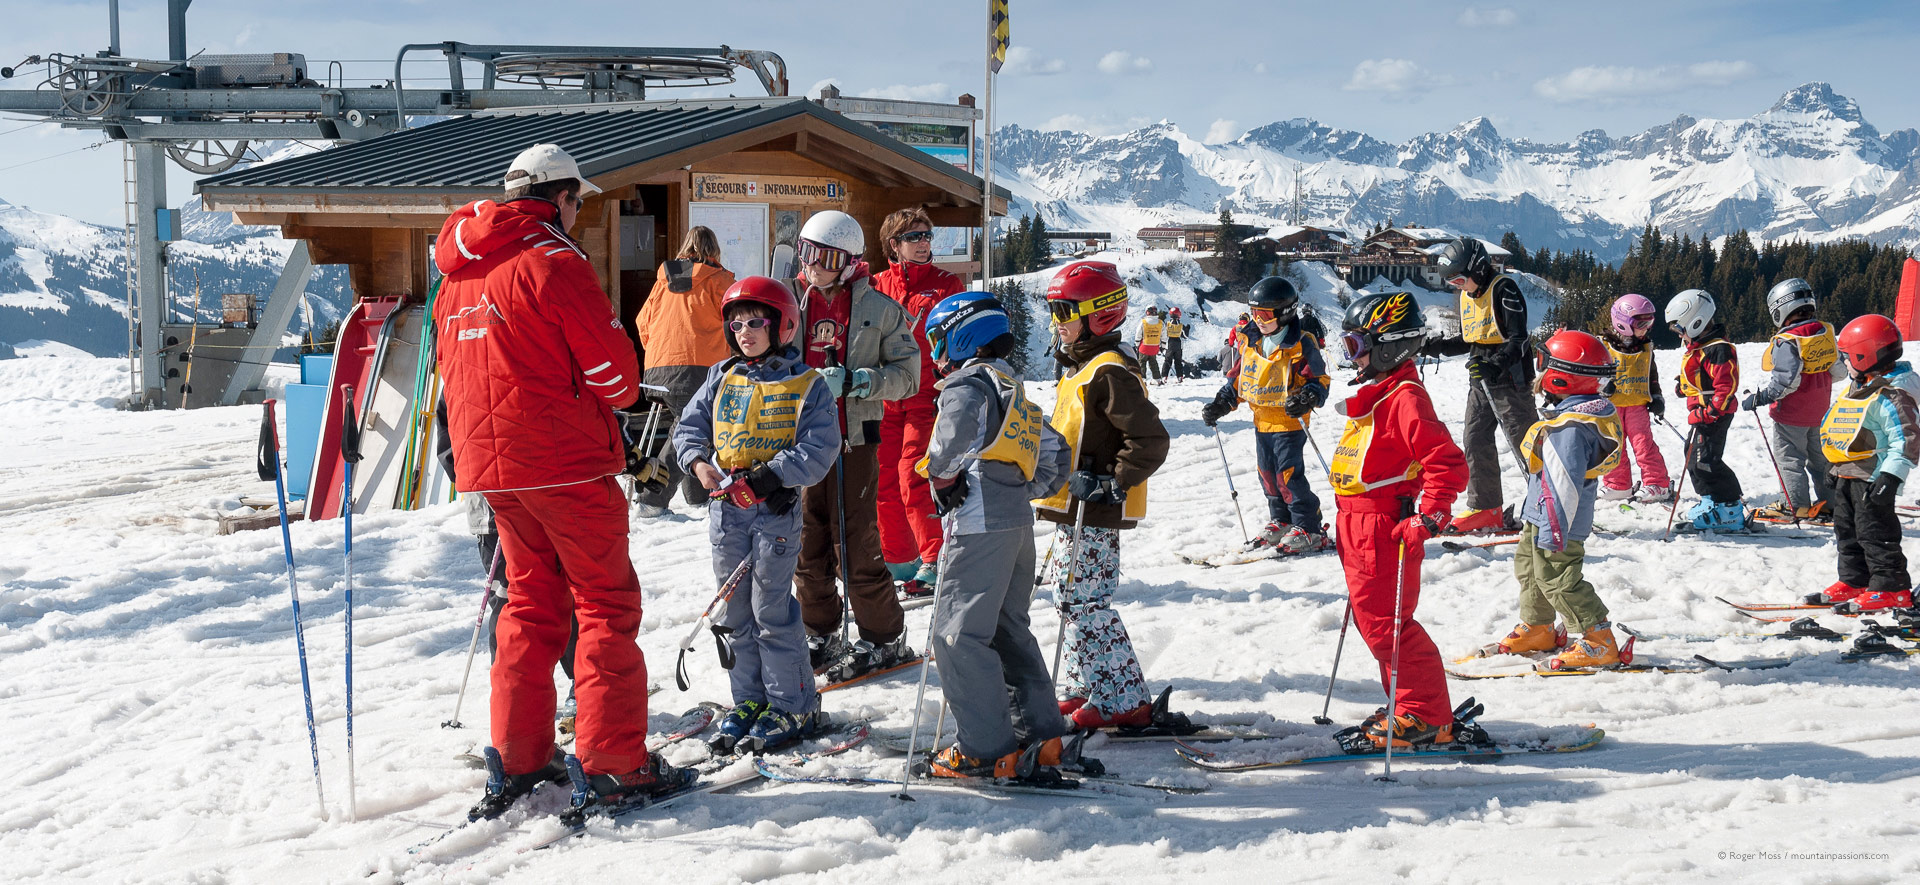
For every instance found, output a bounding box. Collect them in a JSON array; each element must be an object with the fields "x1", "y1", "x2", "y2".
[
  {"x1": 709, "y1": 701, "x2": 765, "y2": 756},
  {"x1": 1598, "y1": 484, "x2": 1636, "y2": 502},
  {"x1": 1805, "y1": 581, "x2": 1867, "y2": 606},
  {"x1": 1456, "y1": 622, "x2": 1566, "y2": 661},
  {"x1": 1546, "y1": 625, "x2": 1622, "y2": 670},
  {"x1": 1797, "y1": 502, "x2": 1832, "y2": 525},
  {"x1": 1276, "y1": 525, "x2": 1334, "y2": 556},
  {"x1": 886, "y1": 558, "x2": 922, "y2": 584},
  {"x1": 899, "y1": 562, "x2": 938, "y2": 599},
  {"x1": 924, "y1": 744, "x2": 1011, "y2": 778},
  {"x1": 1335, "y1": 698, "x2": 1488, "y2": 753},
  {"x1": 1835, "y1": 589, "x2": 1913, "y2": 614},
  {"x1": 1029, "y1": 732, "x2": 1105, "y2": 777},
  {"x1": 1682, "y1": 497, "x2": 1716, "y2": 527},
  {"x1": 1248, "y1": 521, "x2": 1291, "y2": 550},
  {"x1": 1448, "y1": 506, "x2": 1512, "y2": 535},
  {"x1": 1068, "y1": 699, "x2": 1153, "y2": 731},
  {"x1": 1058, "y1": 696, "x2": 1088, "y2": 716},
  {"x1": 469, "y1": 747, "x2": 570, "y2": 821},
  {"x1": 808, "y1": 632, "x2": 848, "y2": 673},
  {"x1": 1078, "y1": 686, "x2": 1200, "y2": 736},
  {"x1": 742, "y1": 708, "x2": 820, "y2": 754},
  {"x1": 1363, "y1": 711, "x2": 1457, "y2": 750},
  {"x1": 1635, "y1": 485, "x2": 1673, "y2": 505},
  {"x1": 1751, "y1": 501, "x2": 1795, "y2": 524},
  {"x1": 825, "y1": 633, "x2": 917, "y2": 683},
  {"x1": 560, "y1": 753, "x2": 698, "y2": 826}
]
